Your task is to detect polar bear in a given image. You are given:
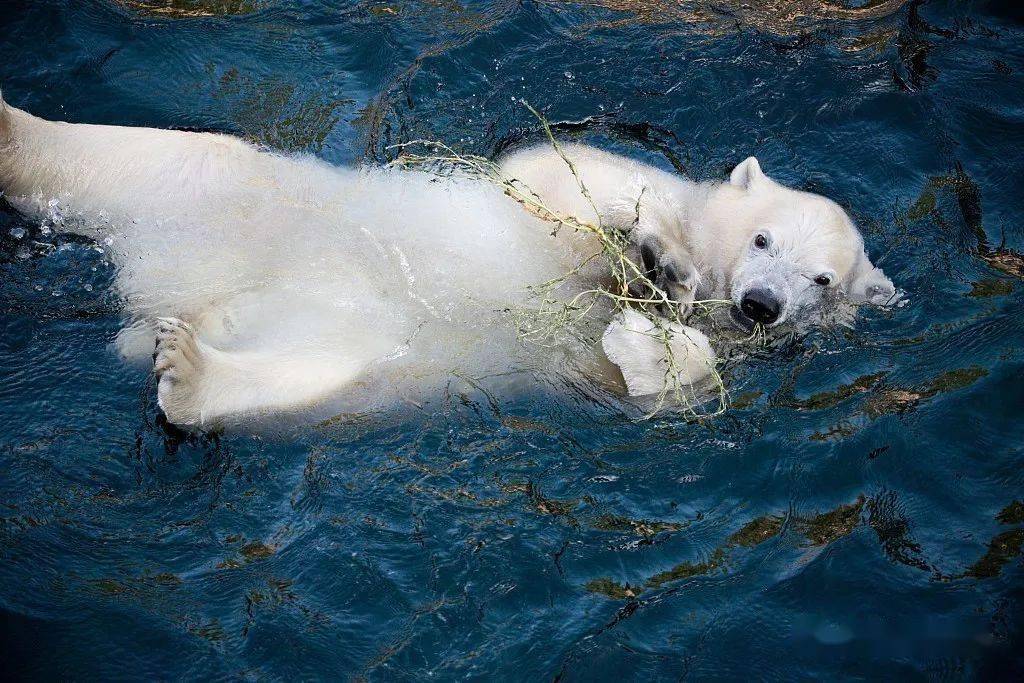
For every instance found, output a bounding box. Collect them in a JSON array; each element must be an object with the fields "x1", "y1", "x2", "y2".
[{"x1": 0, "y1": 94, "x2": 894, "y2": 427}]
